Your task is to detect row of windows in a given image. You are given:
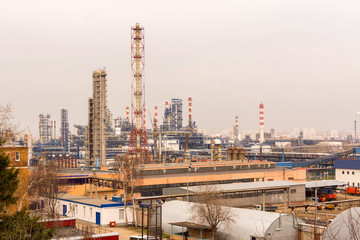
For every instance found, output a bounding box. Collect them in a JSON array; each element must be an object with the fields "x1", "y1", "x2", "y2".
[
  {"x1": 68, "y1": 203, "x2": 125, "y2": 220},
  {"x1": 342, "y1": 170, "x2": 355, "y2": 175}
]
